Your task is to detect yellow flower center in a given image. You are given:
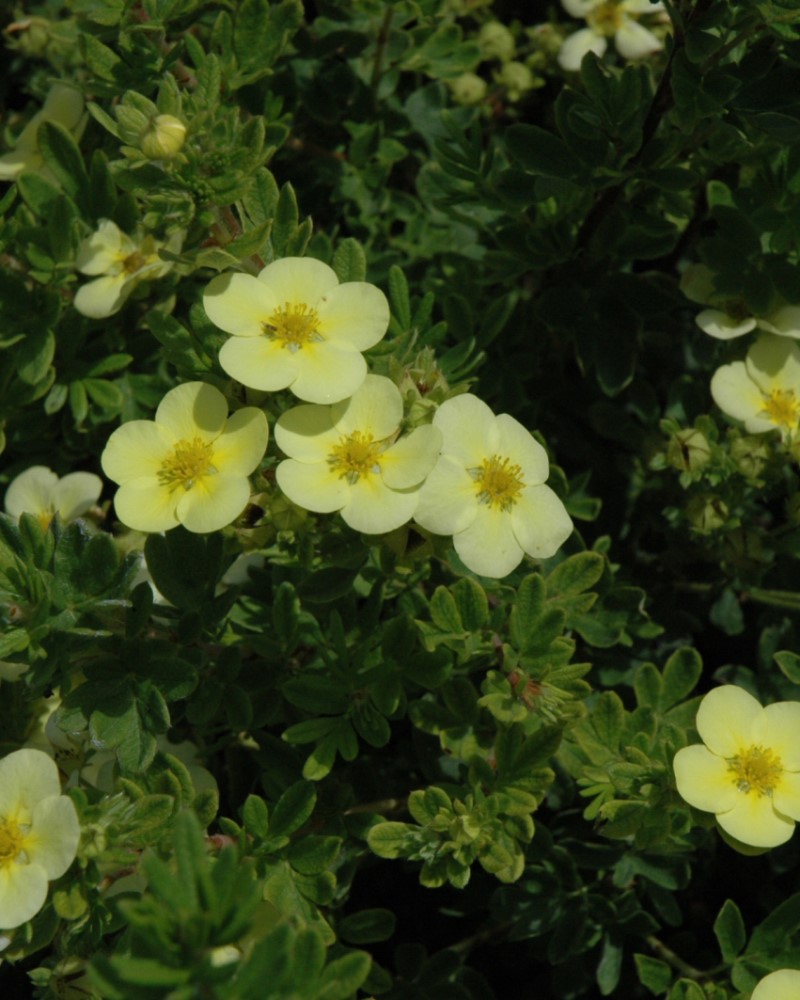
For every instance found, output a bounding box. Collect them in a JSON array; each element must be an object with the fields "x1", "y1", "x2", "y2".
[
  {"x1": 265, "y1": 302, "x2": 323, "y2": 352},
  {"x1": 0, "y1": 817, "x2": 25, "y2": 868},
  {"x1": 761, "y1": 389, "x2": 800, "y2": 431},
  {"x1": 728, "y1": 745, "x2": 783, "y2": 796},
  {"x1": 36, "y1": 507, "x2": 55, "y2": 532},
  {"x1": 587, "y1": 1, "x2": 624, "y2": 35},
  {"x1": 328, "y1": 431, "x2": 383, "y2": 484},
  {"x1": 122, "y1": 249, "x2": 150, "y2": 274},
  {"x1": 471, "y1": 455, "x2": 525, "y2": 511},
  {"x1": 158, "y1": 437, "x2": 216, "y2": 491}
]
